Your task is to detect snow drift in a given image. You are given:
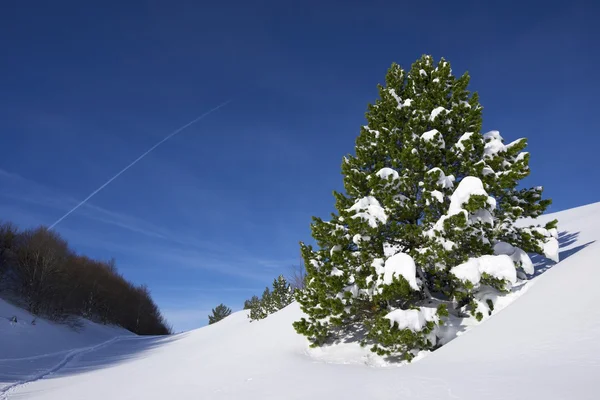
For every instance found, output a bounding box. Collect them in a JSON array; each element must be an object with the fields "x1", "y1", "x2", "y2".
[{"x1": 2, "y1": 202, "x2": 600, "y2": 400}]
